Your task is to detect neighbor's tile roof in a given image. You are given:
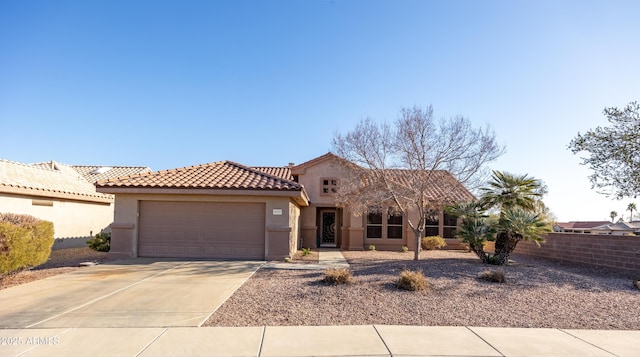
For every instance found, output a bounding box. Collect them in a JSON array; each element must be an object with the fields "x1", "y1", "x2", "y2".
[
  {"x1": 252, "y1": 166, "x2": 293, "y2": 180},
  {"x1": 0, "y1": 159, "x2": 113, "y2": 202},
  {"x1": 556, "y1": 221, "x2": 612, "y2": 230},
  {"x1": 591, "y1": 221, "x2": 640, "y2": 231},
  {"x1": 96, "y1": 161, "x2": 303, "y2": 191},
  {"x1": 72, "y1": 165, "x2": 152, "y2": 183}
]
